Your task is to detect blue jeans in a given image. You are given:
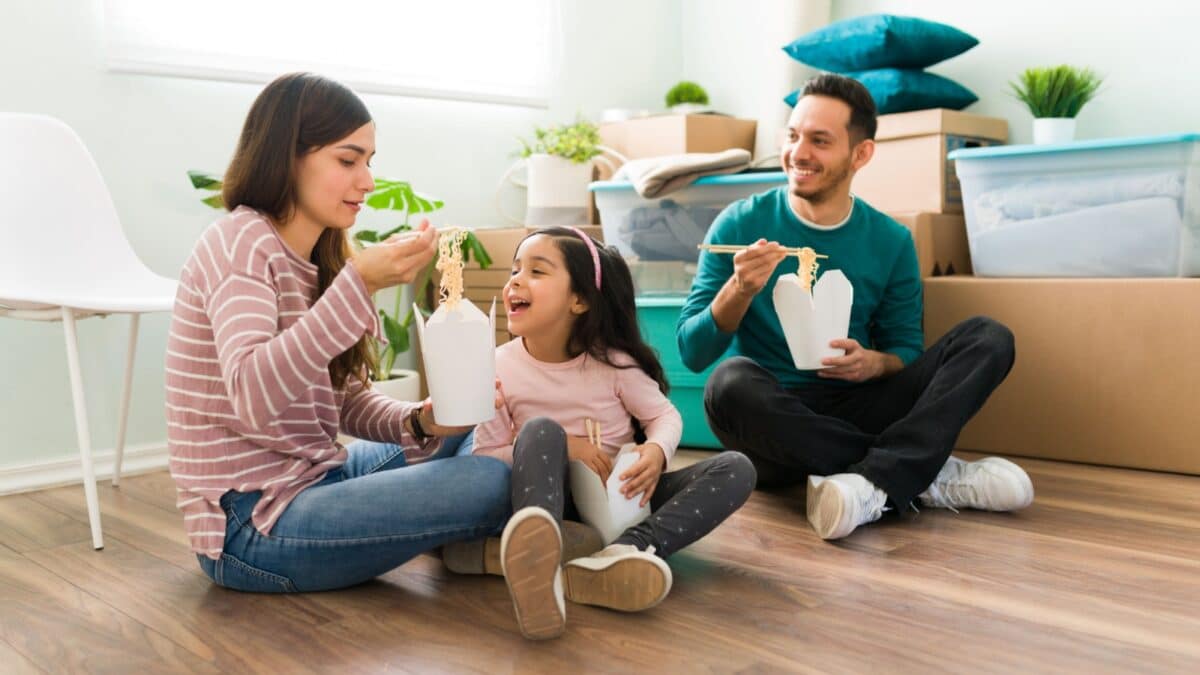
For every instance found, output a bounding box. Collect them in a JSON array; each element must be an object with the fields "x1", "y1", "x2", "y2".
[
  {"x1": 437, "y1": 429, "x2": 477, "y2": 458},
  {"x1": 197, "y1": 438, "x2": 509, "y2": 592}
]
